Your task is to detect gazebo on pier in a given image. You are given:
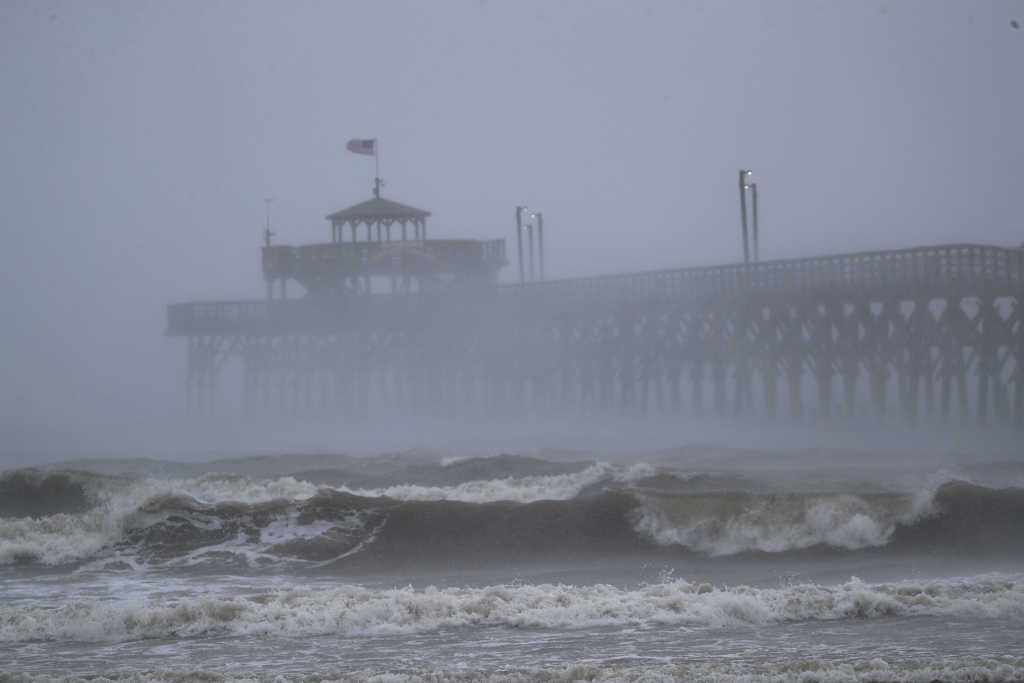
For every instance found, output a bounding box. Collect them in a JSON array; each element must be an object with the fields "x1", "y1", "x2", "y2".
[
  {"x1": 327, "y1": 180, "x2": 431, "y2": 244},
  {"x1": 260, "y1": 180, "x2": 506, "y2": 298}
]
